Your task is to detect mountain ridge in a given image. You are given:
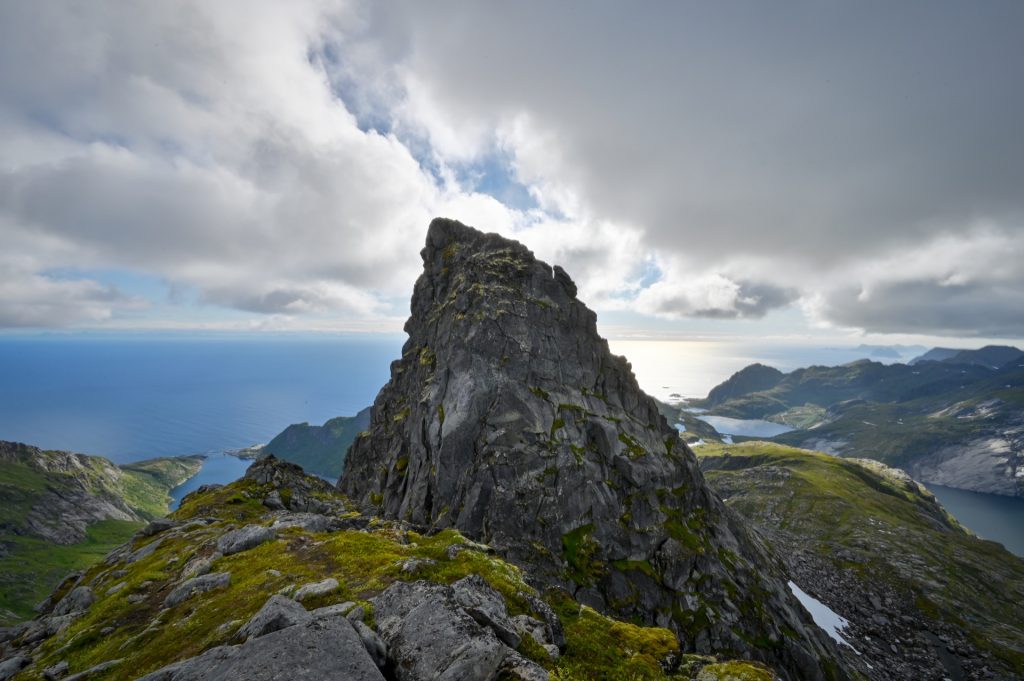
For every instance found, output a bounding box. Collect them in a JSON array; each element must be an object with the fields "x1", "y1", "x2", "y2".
[{"x1": 341, "y1": 218, "x2": 850, "y2": 679}]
